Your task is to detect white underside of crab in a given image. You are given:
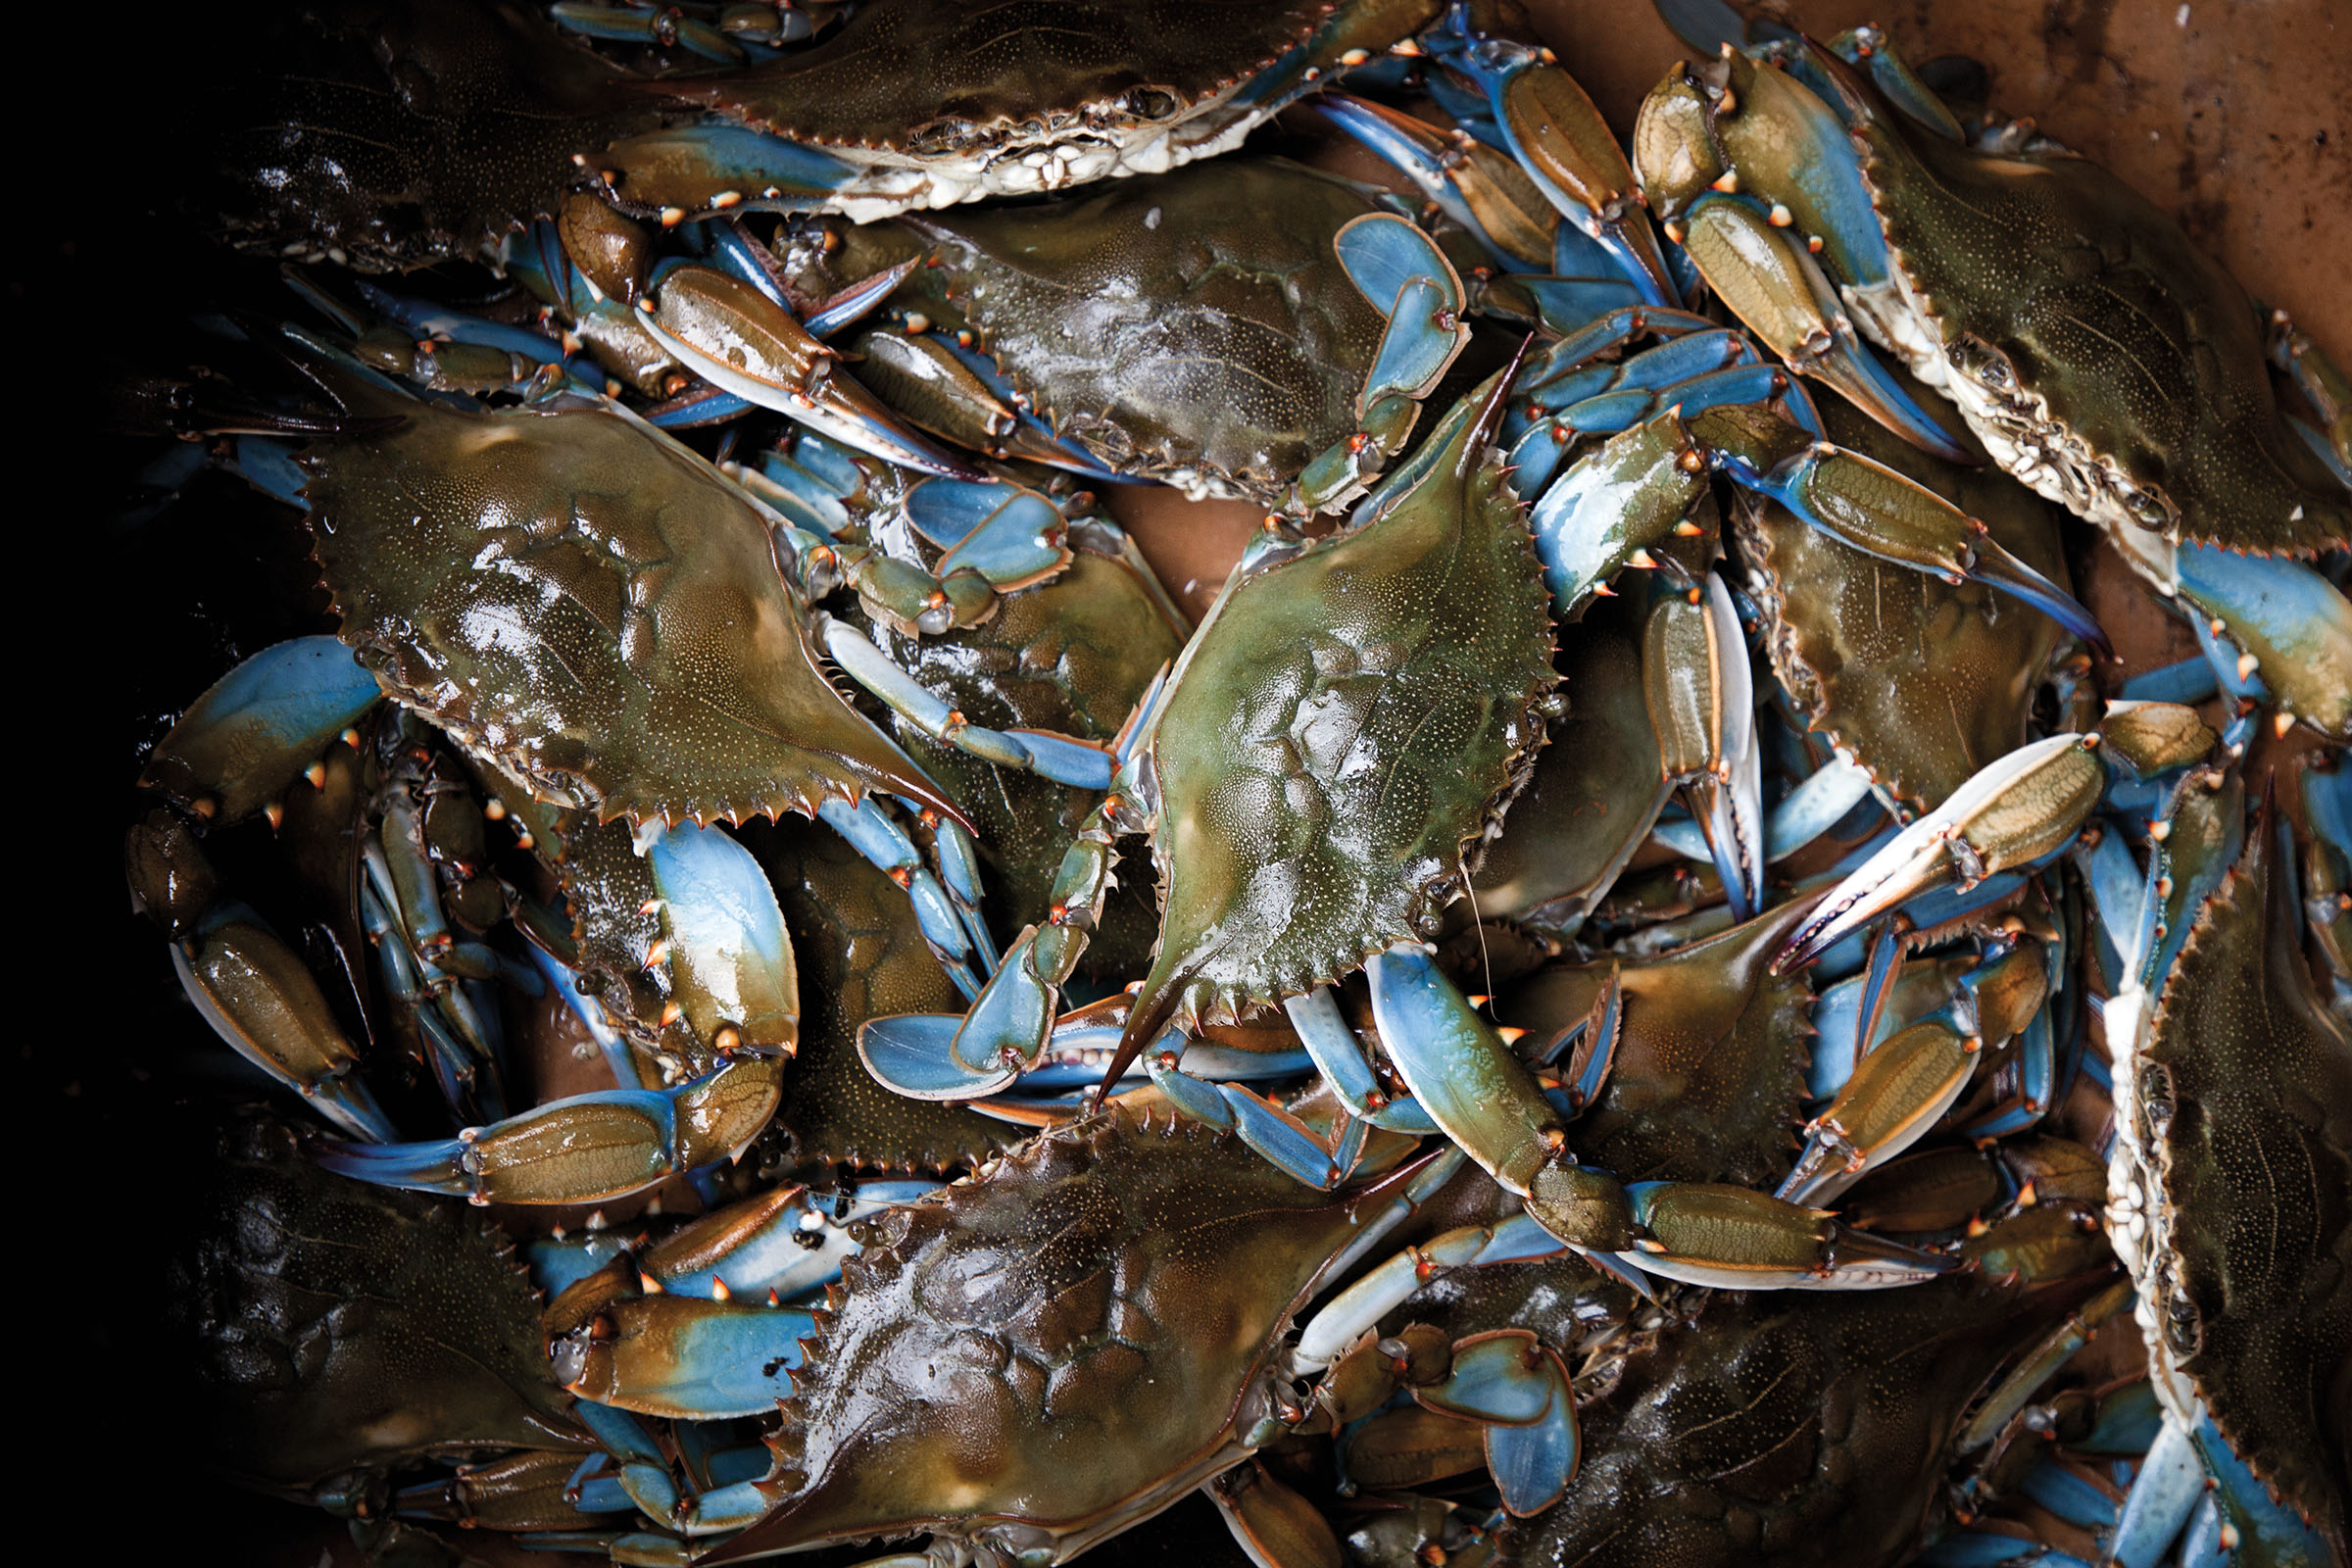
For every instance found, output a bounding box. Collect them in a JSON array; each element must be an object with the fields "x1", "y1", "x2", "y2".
[
  {"x1": 1841, "y1": 272, "x2": 2186, "y2": 596},
  {"x1": 824, "y1": 95, "x2": 1270, "y2": 225},
  {"x1": 2097, "y1": 981, "x2": 2205, "y2": 1426}
]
